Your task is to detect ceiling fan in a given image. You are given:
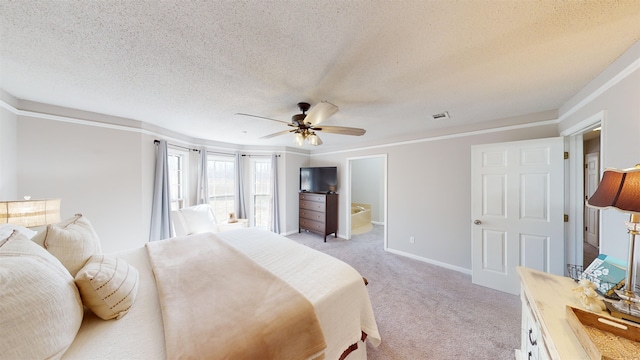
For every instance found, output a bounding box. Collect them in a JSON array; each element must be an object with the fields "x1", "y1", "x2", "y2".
[{"x1": 236, "y1": 101, "x2": 366, "y2": 146}]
